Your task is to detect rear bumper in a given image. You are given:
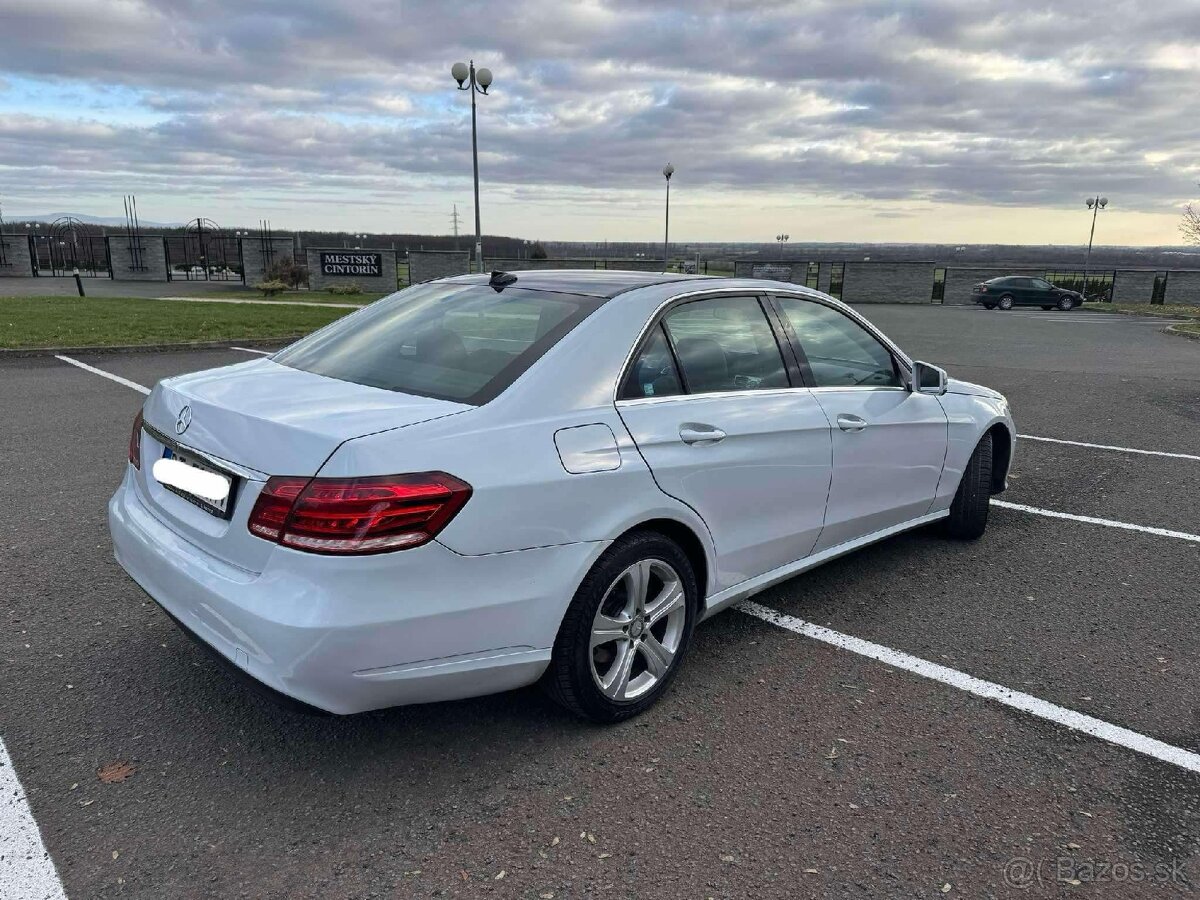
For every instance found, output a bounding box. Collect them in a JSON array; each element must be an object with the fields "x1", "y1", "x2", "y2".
[{"x1": 108, "y1": 469, "x2": 607, "y2": 714}]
